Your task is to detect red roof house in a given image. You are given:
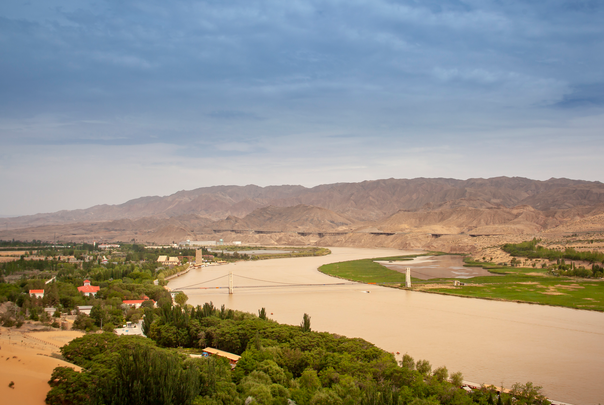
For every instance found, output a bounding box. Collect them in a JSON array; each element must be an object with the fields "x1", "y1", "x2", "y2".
[
  {"x1": 122, "y1": 298, "x2": 156, "y2": 309},
  {"x1": 29, "y1": 289, "x2": 45, "y2": 298},
  {"x1": 78, "y1": 280, "x2": 101, "y2": 297}
]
